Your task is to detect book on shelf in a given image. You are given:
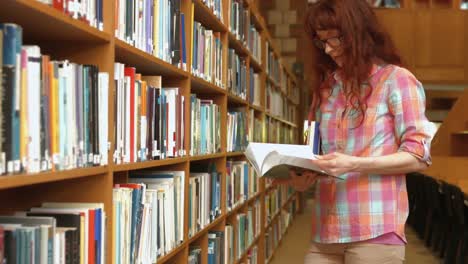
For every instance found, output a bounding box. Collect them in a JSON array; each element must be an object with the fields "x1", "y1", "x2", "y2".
[
  {"x1": 227, "y1": 109, "x2": 248, "y2": 152},
  {"x1": 189, "y1": 246, "x2": 202, "y2": 264},
  {"x1": 0, "y1": 202, "x2": 107, "y2": 264},
  {"x1": 115, "y1": 0, "x2": 187, "y2": 69},
  {"x1": 190, "y1": 95, "x2": 221, "y2": 156},
  {"x1": 192, "y1": 19, "x2": 224, "y2": 87},
  {"x1": 0, "y1": 23, "x2": 109, "y2": 175},
  {"x1": 244, "y1": 142, "x2": 342, "y2": 180},
  {"x1": 114, "y1": 170, "x2": 185, "y2": 263},
  {"x1": 36, "y1": 0, "x2": 104, "y2": 30},
  {"x1": 113, "y1": 65, "x2": 186, "y2": 164}
]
